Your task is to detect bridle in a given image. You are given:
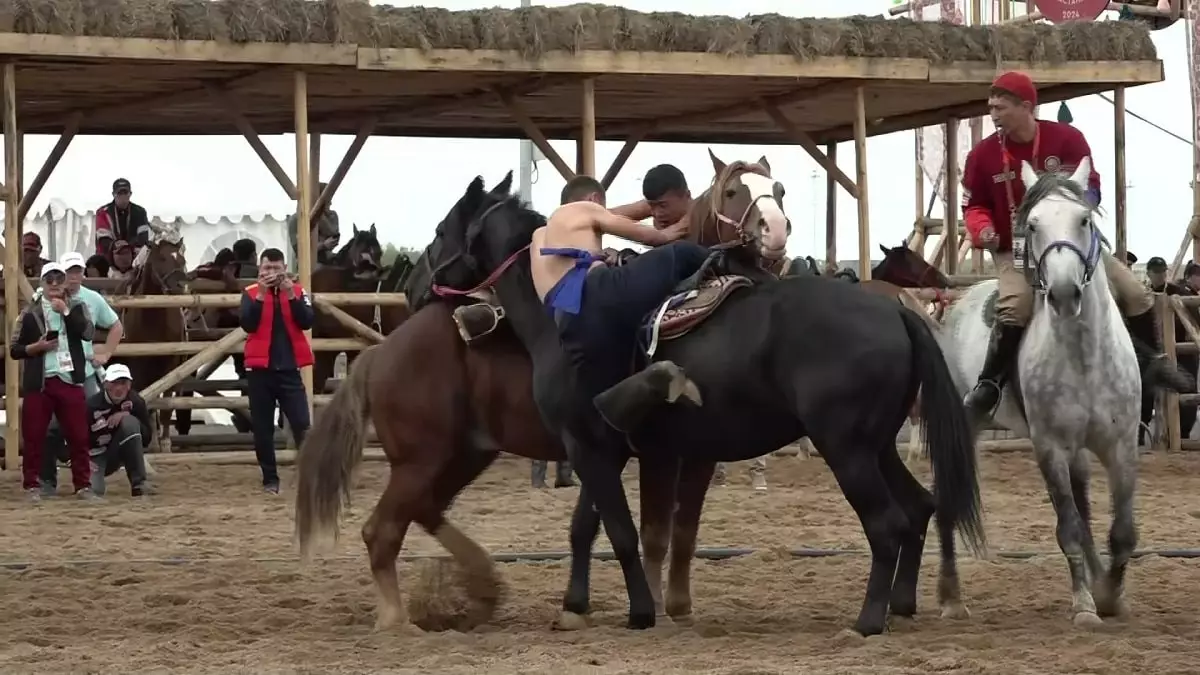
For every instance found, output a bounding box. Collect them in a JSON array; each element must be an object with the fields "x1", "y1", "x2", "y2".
[
  {"x1": 705, "y1": 164, "x2": 785, "y2": 248},
  {"x1": 429, "y1": 199, "x2": 526, "y2": 299},
  {"x1": 1023, "y1": 205, "x2": 1102, "y2": 293}
]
